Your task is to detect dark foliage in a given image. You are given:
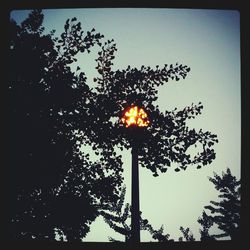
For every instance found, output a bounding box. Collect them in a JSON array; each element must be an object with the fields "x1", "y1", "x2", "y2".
[
  {"x1": 99, "y1": 186, "x2": 131, "y2": 242},
  {"x1": 8, "y1": 9, "x2": 218, "y2": 241},
  {"x1": 177, "y1": 168, "x2": 240, "y2": 242},
  {"x1": 197, "y1": 211, "x2": 215, "y2": 241},
  {"x1": 100, "y1": 186, "x2": 174, "y2": 242},
  {"x1": 91, "y1": 38, "x2": 218, "y2": 176},
  {"x1": 8, "y1": 9, "x2": 122, "y2": 240},
  {"x1": 99, "y1": 168, "x2": 240, "y2": 242},
  {"x1": 198, "y1": 168, "x2": 240, "y2": 240},
  {"x1": 141, "y1": 221, "x2": 174, "y2": 242},
  {"x1": 178, "y1": 227, "x2": 195, "y2": 241}
]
